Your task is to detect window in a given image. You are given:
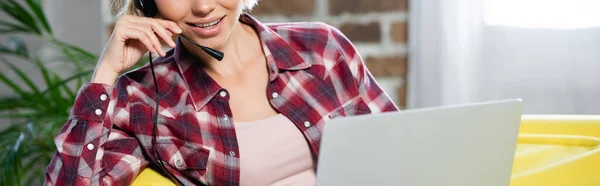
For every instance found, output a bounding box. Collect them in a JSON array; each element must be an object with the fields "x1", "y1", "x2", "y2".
[{"x1": 484, "y1": 0, "x2": 600, "y2": 29}]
